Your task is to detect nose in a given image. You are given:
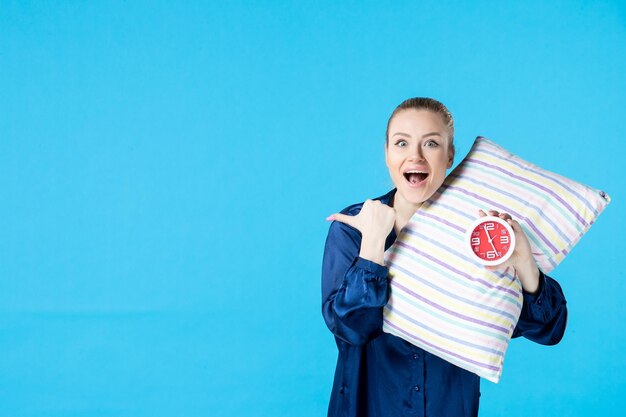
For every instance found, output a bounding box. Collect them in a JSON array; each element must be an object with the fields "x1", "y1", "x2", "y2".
[{"x1": 408, "y1": 143, "x2": 425, "y2": 162}]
